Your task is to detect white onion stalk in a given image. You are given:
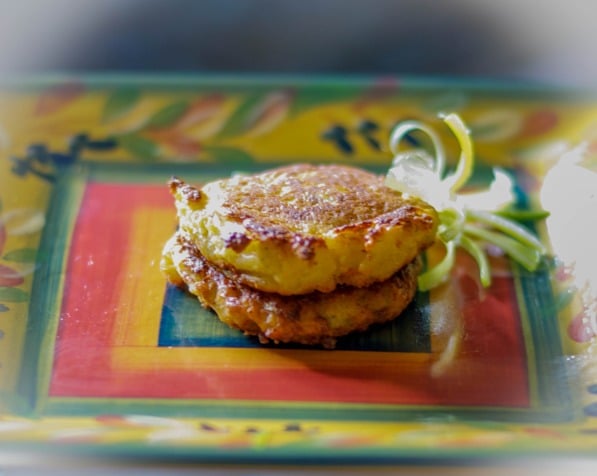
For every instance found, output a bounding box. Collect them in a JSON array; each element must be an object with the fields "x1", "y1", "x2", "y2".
[{"x1": 385, "y1": 113, "x2": 548, "y2": 291}]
